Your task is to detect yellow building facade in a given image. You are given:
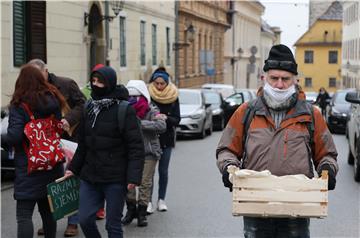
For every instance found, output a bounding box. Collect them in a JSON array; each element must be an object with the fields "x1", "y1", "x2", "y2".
[{"x1": 294, "y1": 2, "x2": 342, "y2": 93}]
